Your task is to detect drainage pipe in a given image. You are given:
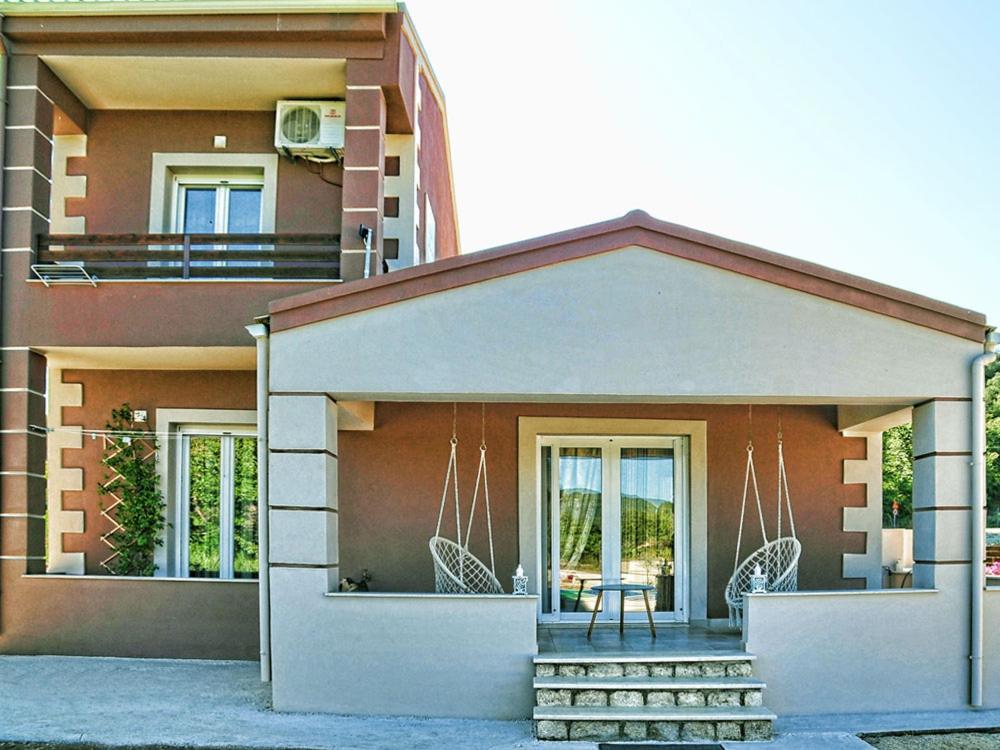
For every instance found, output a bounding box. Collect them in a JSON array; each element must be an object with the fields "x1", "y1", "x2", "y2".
[
  {"x1": 246, "y1": 322, "x2": 271, "y2": 682},
  {"x1": 971, "y1": 332, "x2": 997, "y2": 707},
  {"x1": 0, "y1": 21, "x2": 9, "y2": 631}
]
